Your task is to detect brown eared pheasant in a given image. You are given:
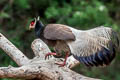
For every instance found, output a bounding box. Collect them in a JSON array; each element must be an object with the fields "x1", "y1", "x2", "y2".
[{"x1": 29, "y1": 16, "x2": 119, "y2": 67}]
